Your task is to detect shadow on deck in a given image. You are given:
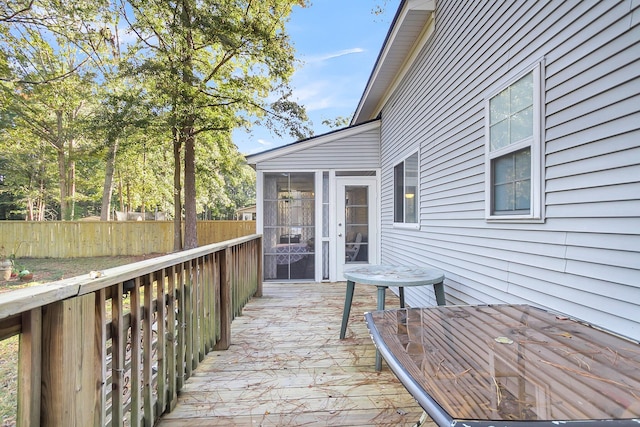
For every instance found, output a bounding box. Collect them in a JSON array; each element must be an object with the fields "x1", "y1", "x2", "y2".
[{"x1": 157, "y1": 281, "x2": 434, "y2": 426}]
